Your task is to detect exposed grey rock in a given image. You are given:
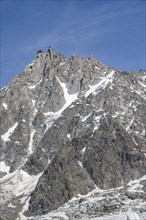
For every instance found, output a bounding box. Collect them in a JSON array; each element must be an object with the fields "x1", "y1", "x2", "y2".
[
  {"x1": 82, "y1": 114, "x2": 145, "y2": 189},
  {"x1": 25, "y1": 143, "x2": 95, "y2": 216},
  {"x1": 0, "y1": 48, "x2": 146, "y2": 219}
]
